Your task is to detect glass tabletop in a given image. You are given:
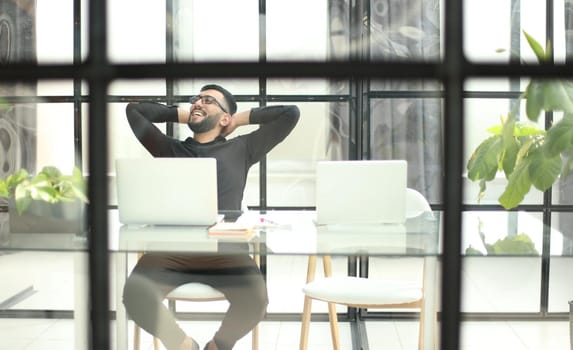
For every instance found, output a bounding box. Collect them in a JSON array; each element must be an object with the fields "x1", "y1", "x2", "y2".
[{"x1": 0, "y1": 210, "x2": 441, "y2": 256}]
